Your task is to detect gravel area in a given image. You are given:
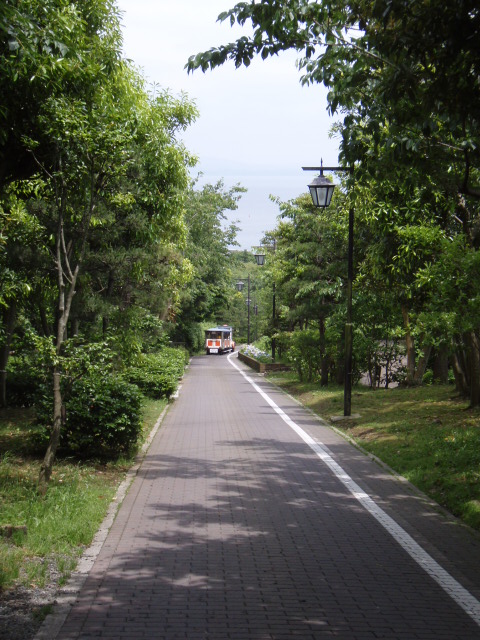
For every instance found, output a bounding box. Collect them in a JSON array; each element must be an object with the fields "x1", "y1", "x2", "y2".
[{"x1": 0, "y1": 581, "x2": 59, "y2": 640}]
